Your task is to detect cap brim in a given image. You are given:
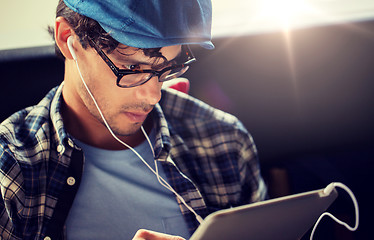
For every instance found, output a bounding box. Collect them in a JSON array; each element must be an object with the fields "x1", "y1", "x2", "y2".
[{"x1": 100, "y1": 22, "x2": 214, "y2": 49}]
